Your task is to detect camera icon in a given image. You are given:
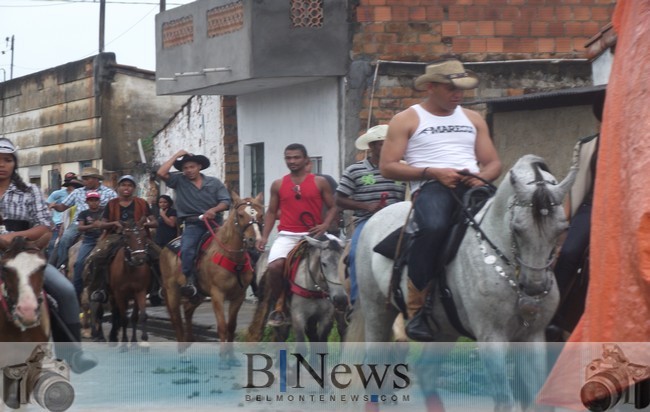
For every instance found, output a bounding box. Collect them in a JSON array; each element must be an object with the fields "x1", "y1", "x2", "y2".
[
  {"x1": 2, "y1": 344, "x2": 75, "y2": 412},
  {"x1": 580, "y1": 344, "x2": 650, "y2": 411}
]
